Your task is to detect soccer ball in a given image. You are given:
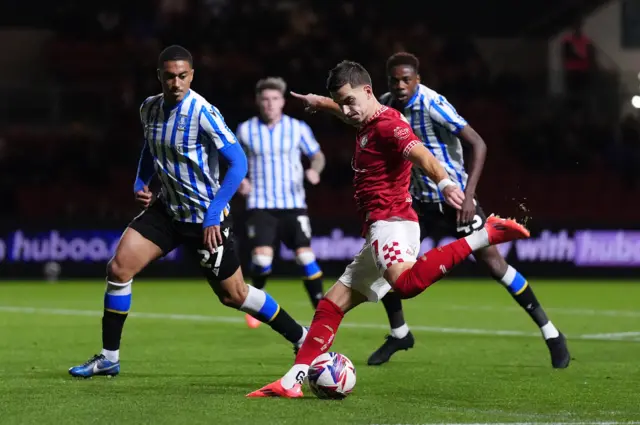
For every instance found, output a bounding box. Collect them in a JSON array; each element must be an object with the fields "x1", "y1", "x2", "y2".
[{"x1": 308, "y1": 352, "x2": 356, "y2": 399}]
